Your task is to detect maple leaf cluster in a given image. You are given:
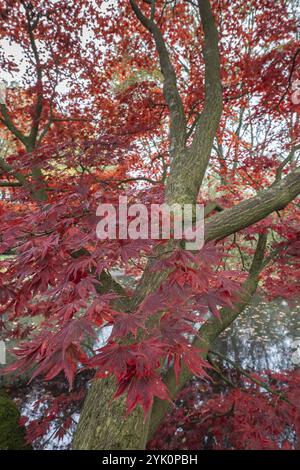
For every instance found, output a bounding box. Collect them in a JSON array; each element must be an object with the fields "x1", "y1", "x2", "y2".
[{"x1": 149, "y1": 370, "x2": 300, "y2": 450}]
